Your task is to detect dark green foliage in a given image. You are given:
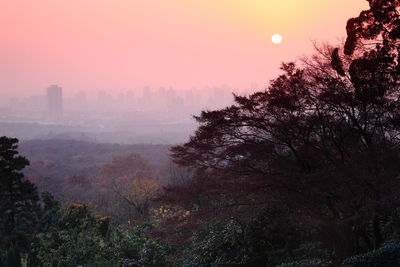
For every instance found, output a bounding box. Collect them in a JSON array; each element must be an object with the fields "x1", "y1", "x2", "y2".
[
  {"x1": 30, "y1": 204, "x2": 172, "y2": 266},
  {"x1": 278, "y1": 259, "x2": 332, "y2": 267},
  {"x1": 111, "y1": 222, "x2": 172, "y2": 267},
  {"x1": 181, "y1": 220, "x2": 252, "y2": 267},
  {"x1": 36, "y1": 192, "x2": 61, "y2": 232},
  {"x1": 342, "y1": 241, "x2": 400, "y2": 267},
  {"x1": 278, "y1": 243, "x2": 335, "y2": 267},
  {"x1": 180, "y1": 210, "x2": 303, "y2": 267},
  {"x1": 0, "y1": 244, "x2": 22, "y2": 267},
  {"x1": 31, "y1": 204, "x2": 118, "y2": 266},
  {"x1": 139, "y1": 239, "x2": 173, "y2": 267},
  {"x1": 0, "y1": 136, "x2": 41, "y2": 252}
]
